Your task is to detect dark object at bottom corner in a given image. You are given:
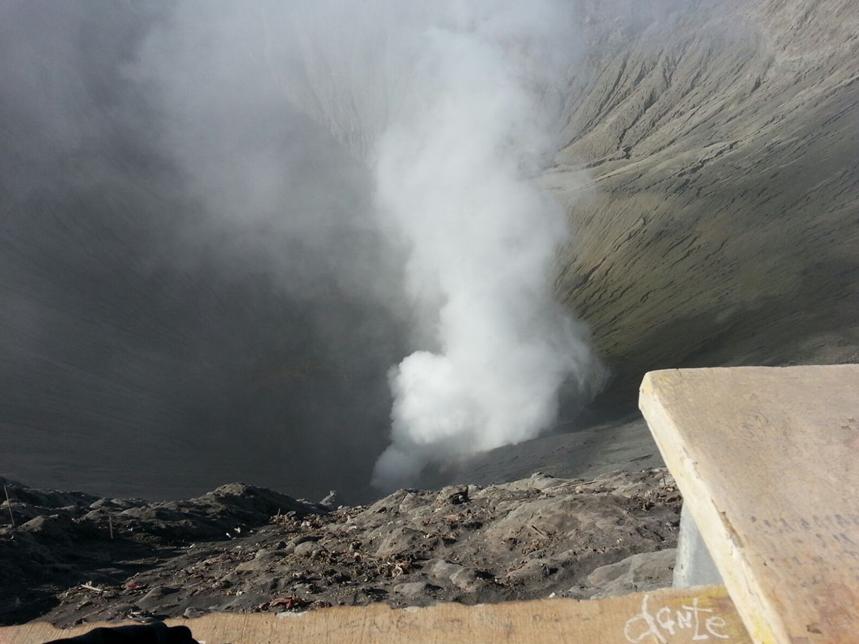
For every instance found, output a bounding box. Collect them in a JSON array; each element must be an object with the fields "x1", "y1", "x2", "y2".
[{"x1": 45, "y1": 621, "x2": 199, "y2": 644}]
